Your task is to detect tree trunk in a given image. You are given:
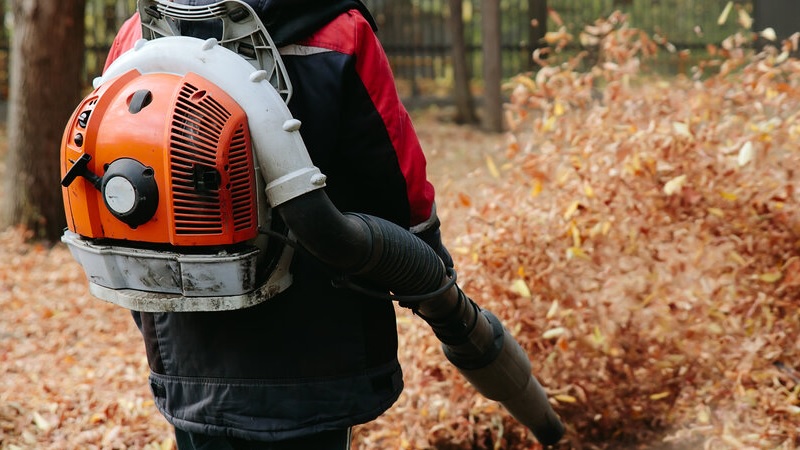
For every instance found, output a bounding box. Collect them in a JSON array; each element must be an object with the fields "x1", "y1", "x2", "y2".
[
  {"x1": 0, "y1": 6, "x2": 8, "y2": 100},
  {"x1": 481, "y1": 0, "x2": 503, "y2": 132},
  {"x1": 447, "y1": 0, "x2": 477, "y2": 125},
  {"x1": 4, "y1": 0, "x2": 86, "y2": 241}
]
